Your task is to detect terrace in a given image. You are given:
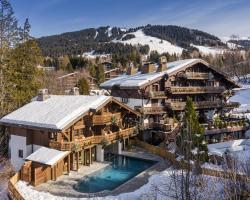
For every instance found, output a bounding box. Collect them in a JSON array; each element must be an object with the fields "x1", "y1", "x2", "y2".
[{"x1": 49, "y1": 127, "x2": 136, "y2": 151}]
